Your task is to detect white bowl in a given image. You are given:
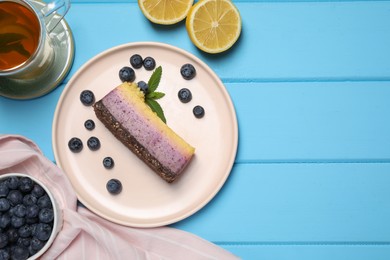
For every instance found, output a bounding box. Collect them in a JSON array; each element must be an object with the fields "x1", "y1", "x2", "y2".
[{"x1": 0, "y1": 173, "x2": 63, "y2": 259}]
